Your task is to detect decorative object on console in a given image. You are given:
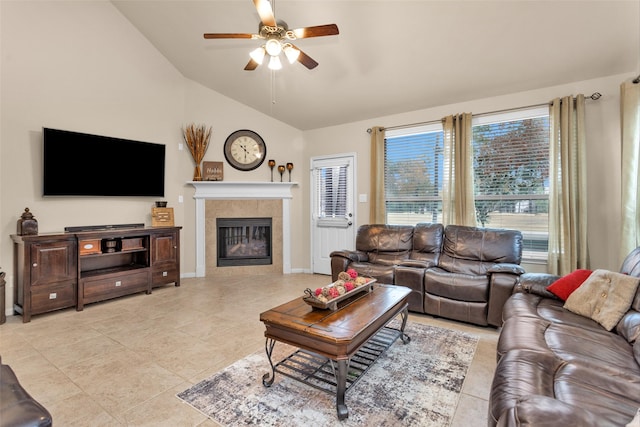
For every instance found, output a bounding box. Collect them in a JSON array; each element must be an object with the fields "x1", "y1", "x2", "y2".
[
  {"x1": 224, "y1": 129, "x2": 266, "y2": 171},
  {"x1": 277, "y1": 164, "x2": 285, "y2": 182},
  {"x1": 268, "y1": 159, "x2": 276, "y2": 181},
  {"x1": 202, "y1": 161, "x2": 223, "y2": 181},
  {"x1": 286, "y1": 162, "x2": 294, "y2": 182},
  {"x1": 183, "y1": 123, "x2": 212, "y2": 181},
  {"x1": 152, "y1": 207, "x2": 174, "y2": 227},
  {"x1": 155, "y1": 201, "x2": 167, "y2": 208},
  {"x1": 16, "y1": 208, "x2": 38, "y2": 235}
]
